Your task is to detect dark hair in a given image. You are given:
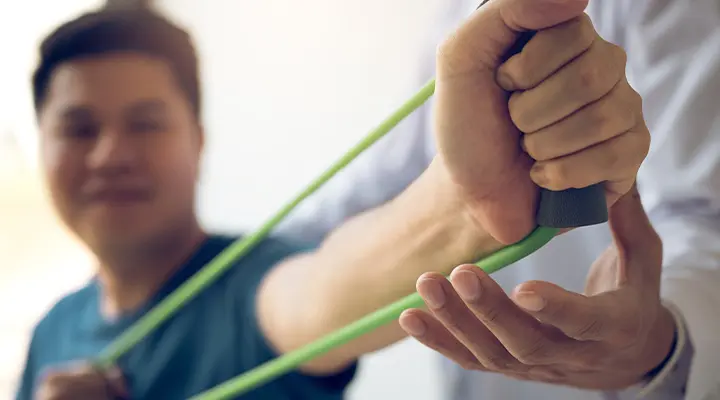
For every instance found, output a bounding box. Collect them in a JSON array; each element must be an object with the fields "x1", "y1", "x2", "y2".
[{"x1": 32, "y1": 7, "x2": 201, "y2": 117}]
